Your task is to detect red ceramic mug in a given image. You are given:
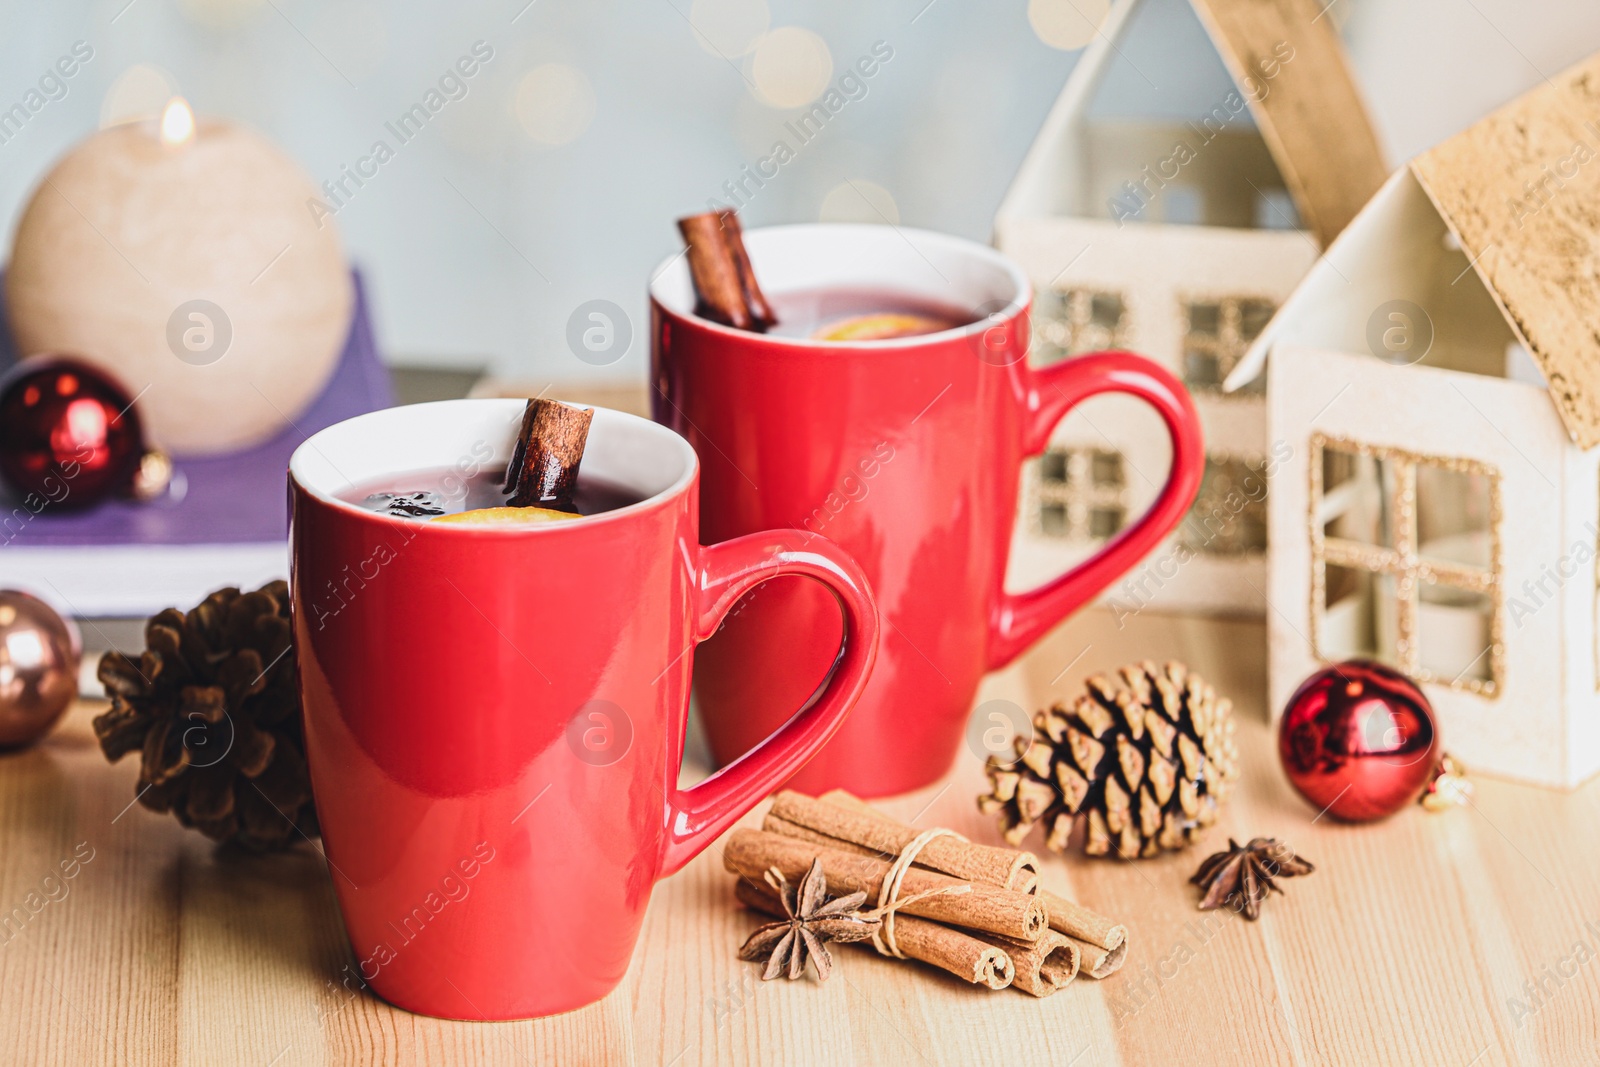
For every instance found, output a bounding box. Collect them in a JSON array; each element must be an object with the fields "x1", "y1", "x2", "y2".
[
  {"x1": 289, "y1": 399, "x2": 878, "y2": 1020},
  {"x1": 651, "y1": 224, "x2": 1203, "y2": 796}
]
